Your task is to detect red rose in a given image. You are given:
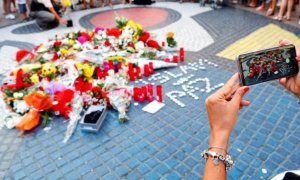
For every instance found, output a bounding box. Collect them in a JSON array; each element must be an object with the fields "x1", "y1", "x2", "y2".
[
  {"x1": 139, "y1": 32, "x2": 150, "y2": 43},
  {"x1": 53, "y1": 41, "x2": 62, "y2": 47},
  {"x1": 52, "y1": 89, "x2": 74, "y2": 119},
  {"x1": 80, "y1": 32, "x2": 91, "y2": 41},
  {"x1": 147, "y1": 39, "x2": 161, "y2": 50},
  {"x1": 95, "y1": 67, "x2": 103, "y2": 79},
  {"x1": 74, "y1": 77, "x2": 92, "y2": 93},
  {"x1": 52, "y1": 52, "x2": 58, "y2": 61},
  {"x1": 16, "y1": 49, "x2": 34, "y2": 63},
  {"x1": 128, "y1": 42, "x2": 135, "y2": 48},
  {"x1": 106, "y1": 28, "x2": 122, "y2": 38},
  {"x1": 104, "y1": 40, "x2": 111, "y2": 47}
]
